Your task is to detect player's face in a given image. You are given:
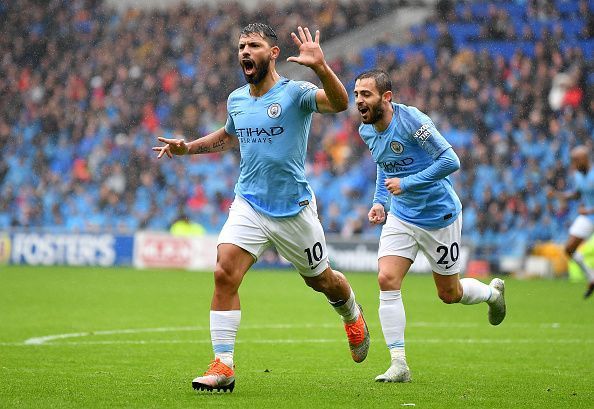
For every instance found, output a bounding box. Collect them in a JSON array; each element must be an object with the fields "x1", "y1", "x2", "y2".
[
  {"x1": 238, "y1": 33, "x2": 275, "y2": 84},
  {"x1": 354, "y1": 78, "x2": 385, "y2": 124}
]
